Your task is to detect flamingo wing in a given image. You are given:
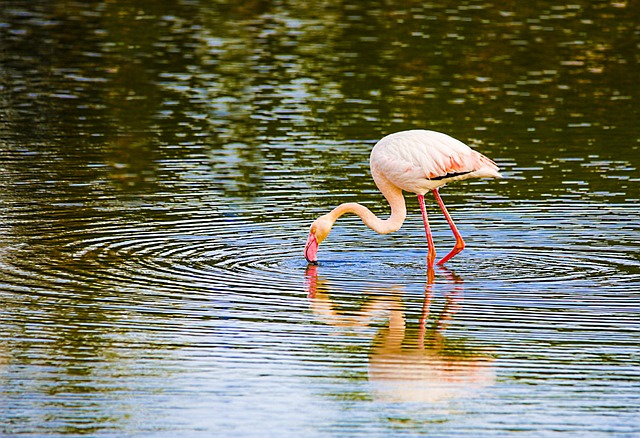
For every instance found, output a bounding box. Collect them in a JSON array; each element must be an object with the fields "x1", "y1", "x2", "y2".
[{"x1": 371, "y1": 130, "x2": 500, "y2": 194}]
